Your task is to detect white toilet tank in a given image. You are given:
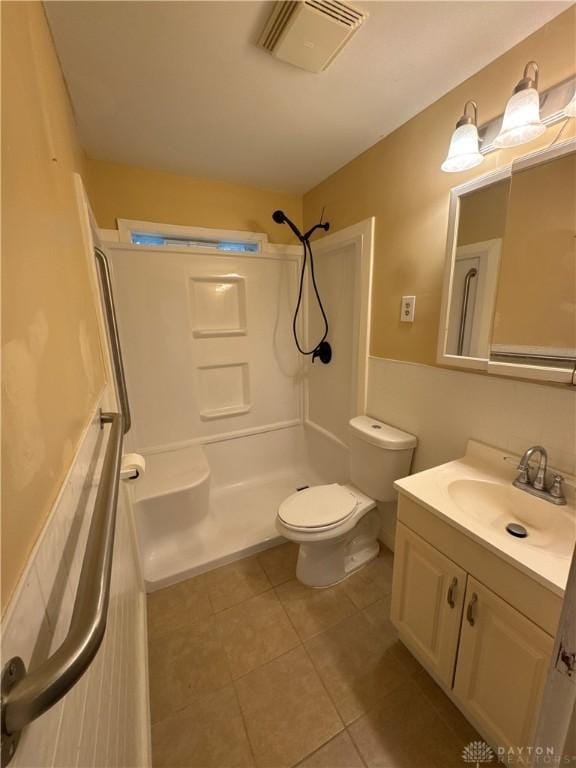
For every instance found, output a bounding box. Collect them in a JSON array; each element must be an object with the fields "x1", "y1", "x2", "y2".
[{"x1": 348, "y1": 416, "x2": 417, "y2": 501}]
